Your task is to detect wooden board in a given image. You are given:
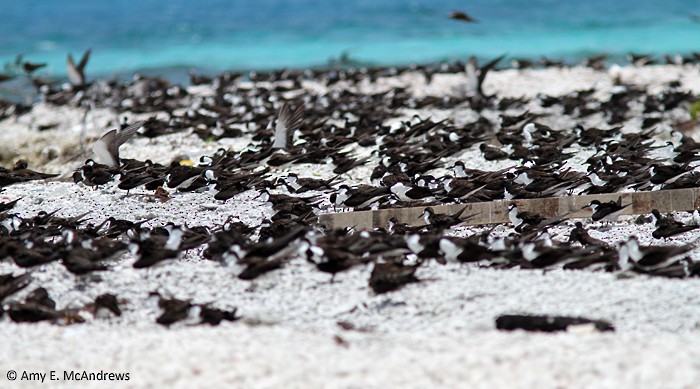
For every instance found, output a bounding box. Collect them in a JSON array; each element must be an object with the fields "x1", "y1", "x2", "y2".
[{"x1": 317, "y1": 188, "x2": 700, "y2": 230}]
